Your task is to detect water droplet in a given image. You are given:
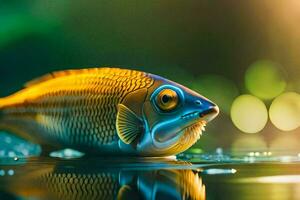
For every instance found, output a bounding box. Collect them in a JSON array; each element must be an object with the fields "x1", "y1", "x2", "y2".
[
  {"x1": 216, "y1": 148, "x2": 223, "y2": 155},
  {"x1": 7, "y1": 169, "x2": 14, "y2": 176}
]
